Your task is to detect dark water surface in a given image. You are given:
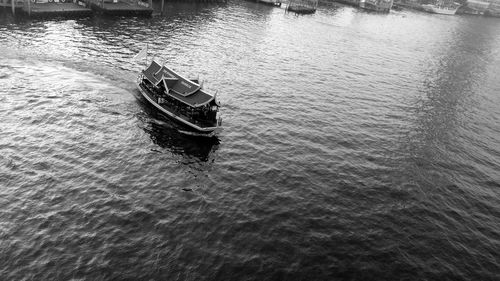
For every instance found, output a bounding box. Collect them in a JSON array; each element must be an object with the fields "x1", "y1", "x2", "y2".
[{"x1": 1, "y1": 2, "x2": 500, "y2": 280}]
